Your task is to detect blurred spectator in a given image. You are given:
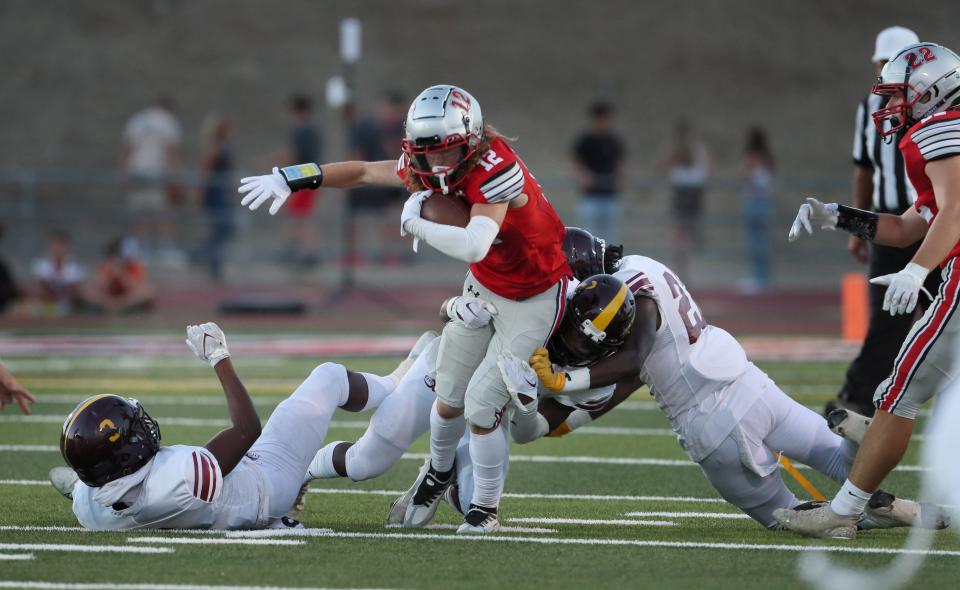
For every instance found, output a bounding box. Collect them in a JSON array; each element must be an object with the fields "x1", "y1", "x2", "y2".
[
  {"x1": 84, "y1": 238, "x2": 155, "y2": 315},
  {"x1": 282, "y1": 93, "x2": 323, "y2": 266},
  {"x1": 0, "y1": 360, "x2": 35, "y2": 415},
  {"x1": 740, "y1": 126, "x2": 775, "y2": 293},
  {"x1": 660, "y1": 118, "x2": 711, "y2": 279},
  {"x1": 121, "y1": 96, "x2": 185, "y2": 267},
  {"x1": 0, "y1": 224, "x2": 20, "y2": 313},
  {"x1": 31, "y1": 230, "x2": 87, "y2": 315},
  {"x1": 571, "y1": 101, "x2": 626, "y2": 245},
  {"x1": 345, "y1": 92, "x2": 408, "y2": 266},
  {"x1": 197, "y1": 114, "x2": 236, "y2": 281}
]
